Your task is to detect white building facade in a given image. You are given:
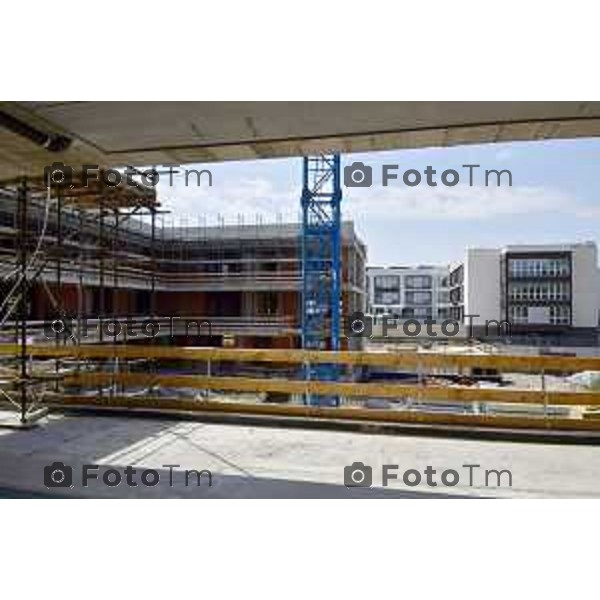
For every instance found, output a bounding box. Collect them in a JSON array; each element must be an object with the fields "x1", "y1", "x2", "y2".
[
  {"x1": 450, "y1": 242, "x2": 600, "y2": 331},
  {"x1": 366, "y1": 265, "x2": 451, "y2": 321}
]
